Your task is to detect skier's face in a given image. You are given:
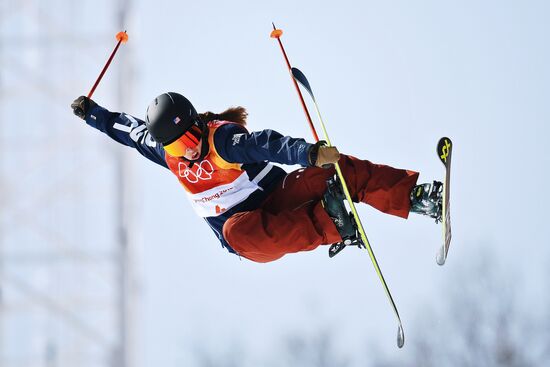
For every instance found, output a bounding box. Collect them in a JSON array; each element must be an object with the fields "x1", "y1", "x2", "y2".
[
  {"x1": 181, "y1": 139, "x2": 202, "y2": 160},
  {"x1": 163, "y1": 125, "x2": 203, "y2": 159}
]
